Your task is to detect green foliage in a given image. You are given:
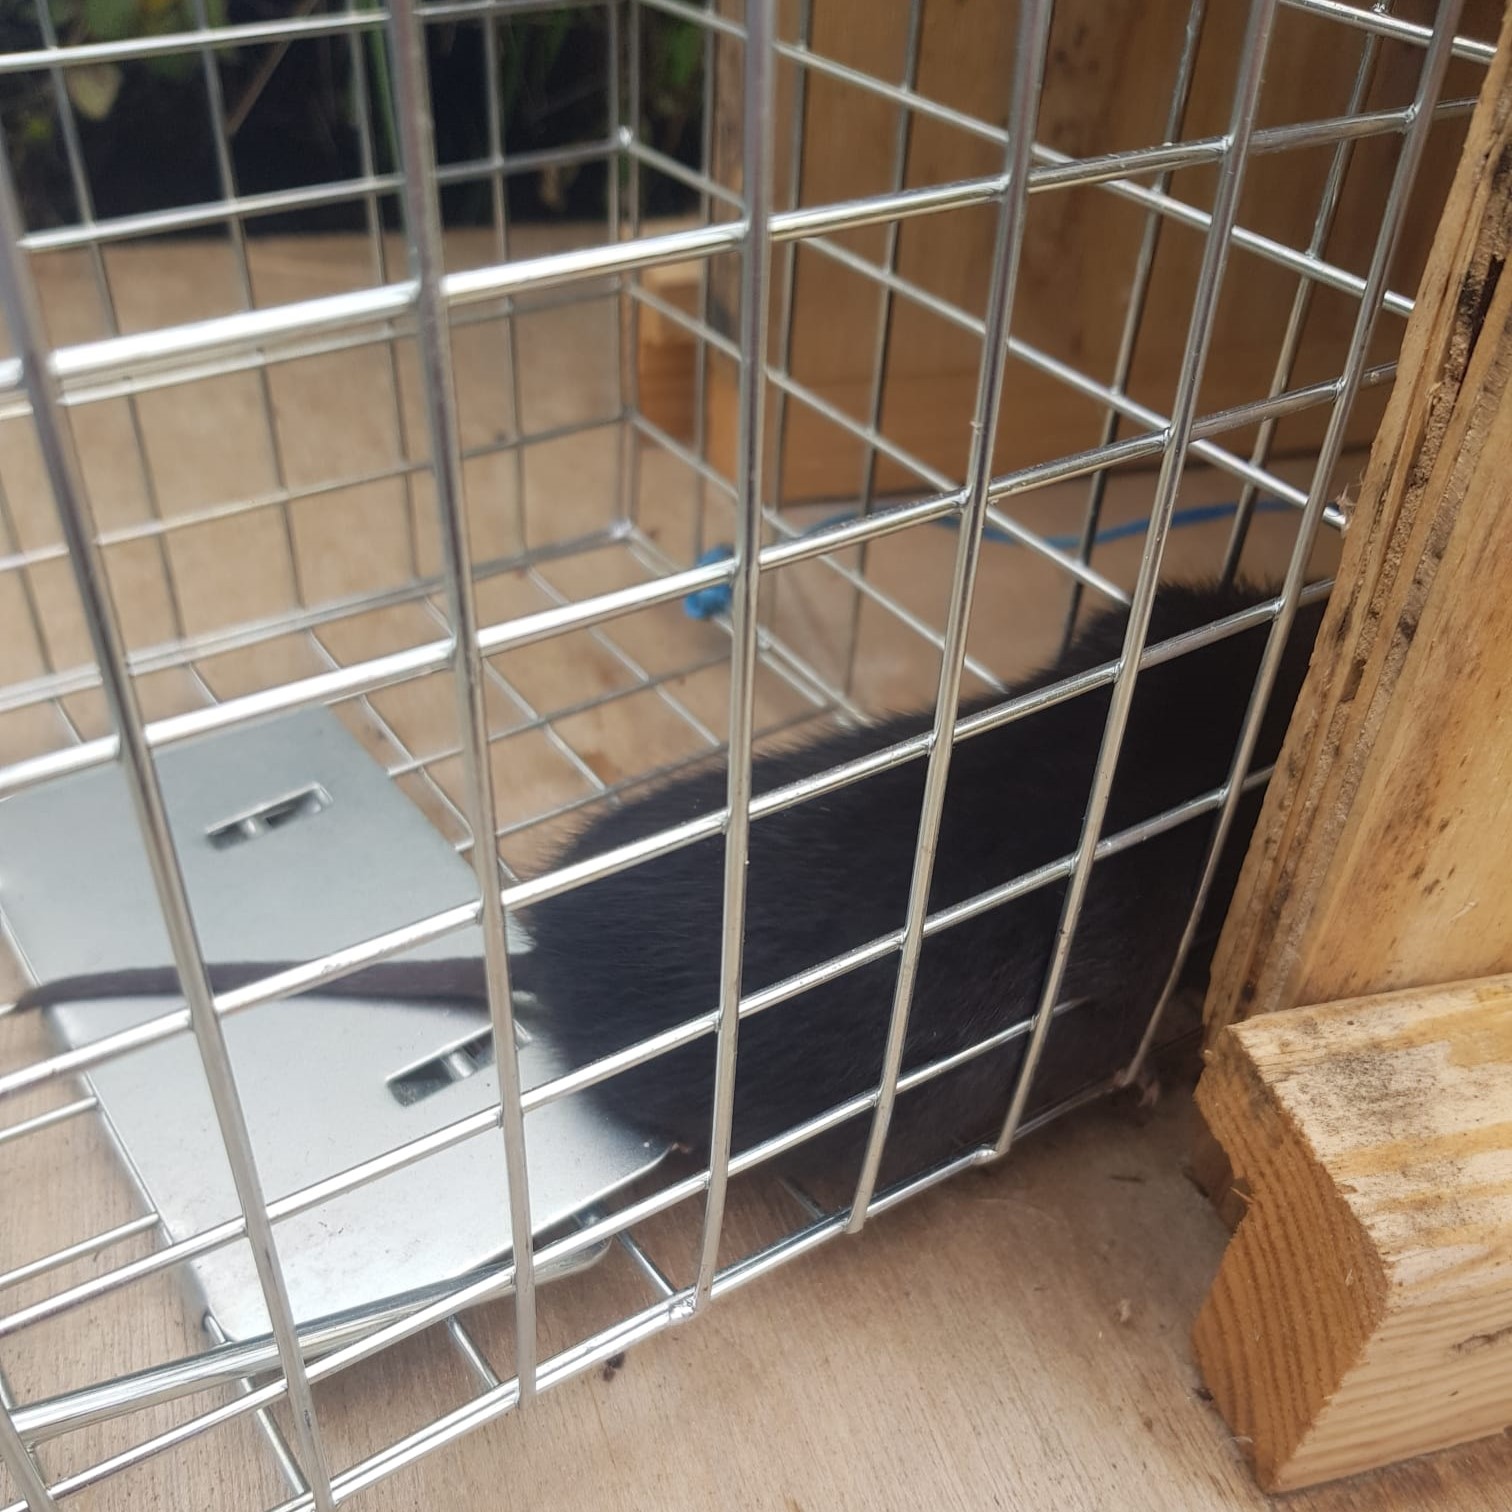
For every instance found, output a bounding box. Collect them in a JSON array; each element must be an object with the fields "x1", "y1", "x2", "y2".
[
  {"x1": 2, "y1": 2, "x2": 707, "y2": 226},
  {"x1": 44, "y1": 0, "x2": 230, "y2": 119}
]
